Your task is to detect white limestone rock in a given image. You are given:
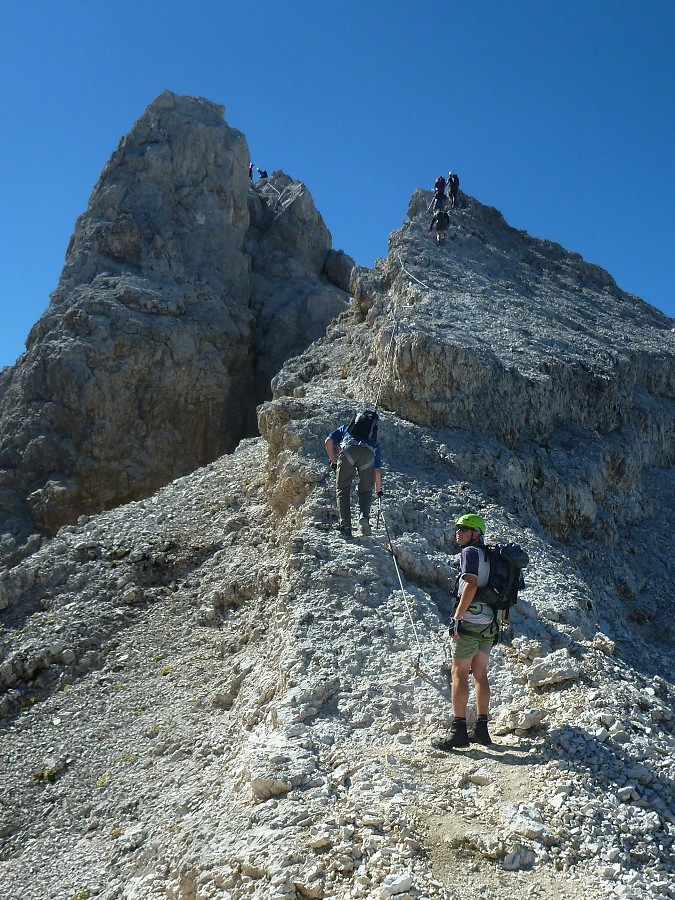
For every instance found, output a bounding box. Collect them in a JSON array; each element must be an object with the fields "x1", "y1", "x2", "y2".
[
  {"x1": 512, "y1": 635, "x2": 550, "y2": 661},
  {"x1": 526, "y1": 649, "x2": 581, "y2": 687},
  {"x1": 492, "y1": 705, "x2": 548, "y2": 735},
  {"x1": 246, "y1": 745, "x2": 319, "y2": 801}
]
